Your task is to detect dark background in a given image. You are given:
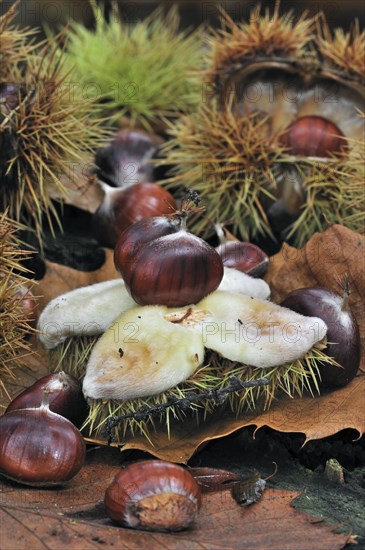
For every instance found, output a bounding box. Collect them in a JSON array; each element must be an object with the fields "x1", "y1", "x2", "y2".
[{"x1": 6, "y1": 0, "x2": 365, "y2": 32}]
